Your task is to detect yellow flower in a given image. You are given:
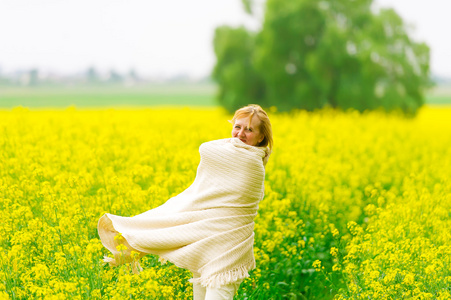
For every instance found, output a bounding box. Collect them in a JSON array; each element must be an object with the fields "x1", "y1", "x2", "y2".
[
  {"x1": 330, "y1": 247, "x2": 338, "y2": 257},
  {"x1": 0, "y1": 291, "x2": 10, "y2": 300},
  {"x1": 313, "y1": 260, "x2": 323, "y2": 272},
  {"x1": 403, "y1": 273, "x2": 415, "y2": 285},
  {"x1": 425, "y1": 265, "x2": 436, "y2": 275}
]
